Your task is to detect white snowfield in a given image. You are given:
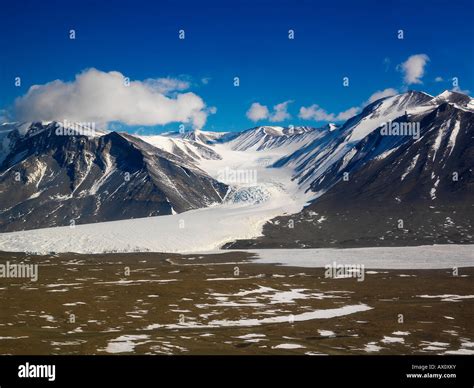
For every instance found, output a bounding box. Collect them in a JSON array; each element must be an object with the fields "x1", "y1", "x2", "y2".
[{"x1": 0, "y1": 199, "x2": 296, "y2": 254}]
